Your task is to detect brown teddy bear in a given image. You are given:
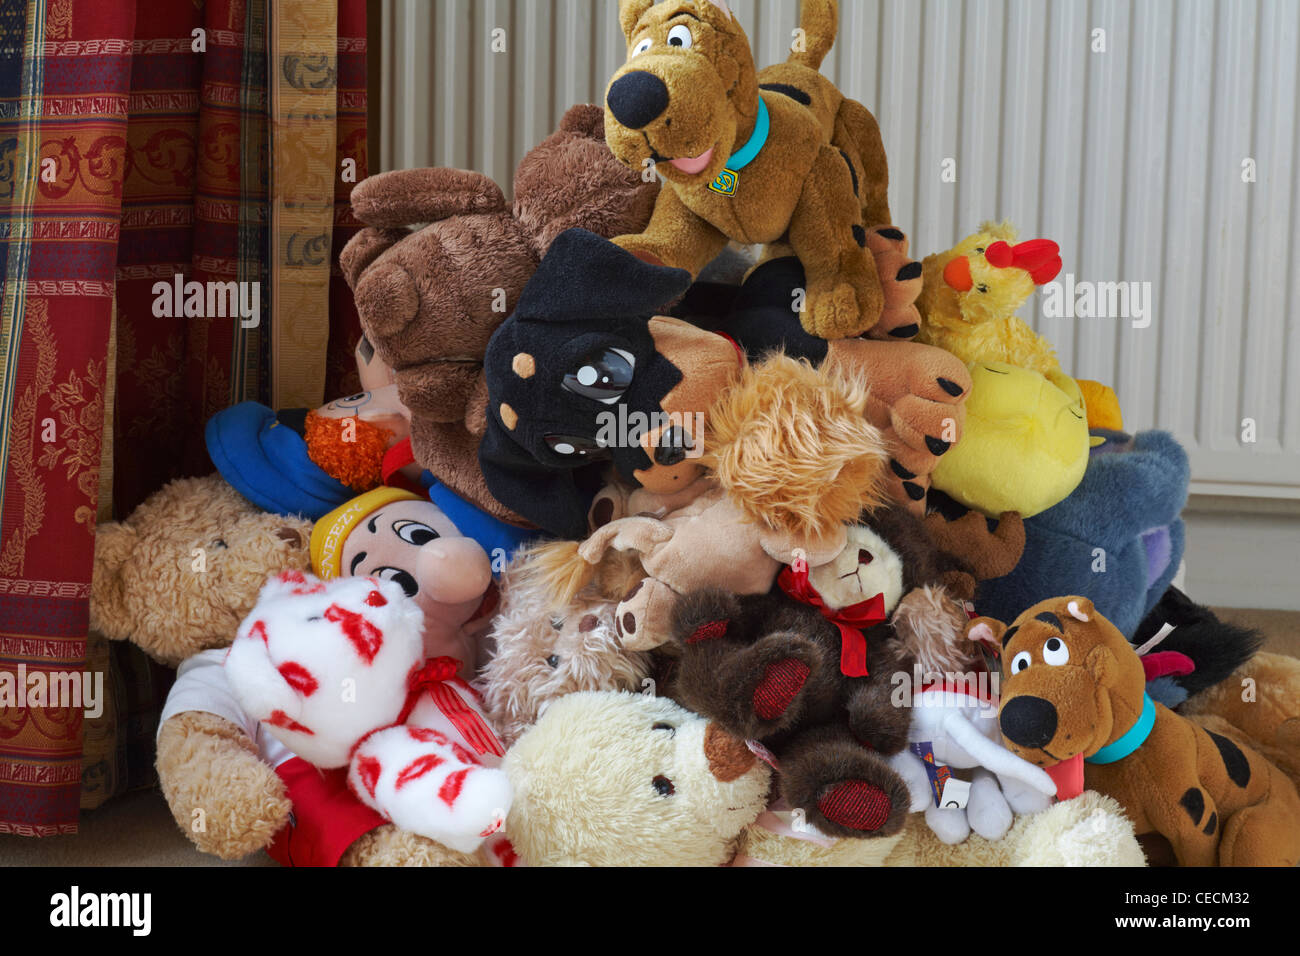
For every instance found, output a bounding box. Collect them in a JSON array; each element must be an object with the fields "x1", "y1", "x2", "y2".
[
  {"x1": 339, "y1": 104, "x2": 660, "y2": 526},
  {"x1": 90, "y1": 475, "x2": 475, "y2": 866},
  {"x1": 664, "y1": 504, "x2": 983, "y2": 841}
]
